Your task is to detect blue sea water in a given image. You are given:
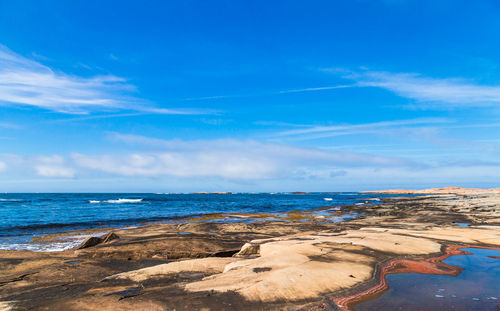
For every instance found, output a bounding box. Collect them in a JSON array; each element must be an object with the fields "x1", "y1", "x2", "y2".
[{"x1": 0, "y1": 192, "x2": 389, "y2": 251}]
